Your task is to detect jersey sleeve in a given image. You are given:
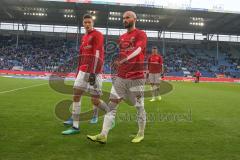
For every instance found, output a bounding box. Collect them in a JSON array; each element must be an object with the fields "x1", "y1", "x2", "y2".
[
  {"x1": 121, "y1": 31, "x2": 147, "y2": 63},
  {"x1": 77, "y1": 37, "x2": 83, "y2": 73},
  {"x1": 135, "y1": 31, "x2": 147, "y2": 50},
  {"x1": 91, "y1": 32, "x2": 104, "y2": 73},
  {"x1": 93, "y1": 32, "x2": 104, "y2": 53}
]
